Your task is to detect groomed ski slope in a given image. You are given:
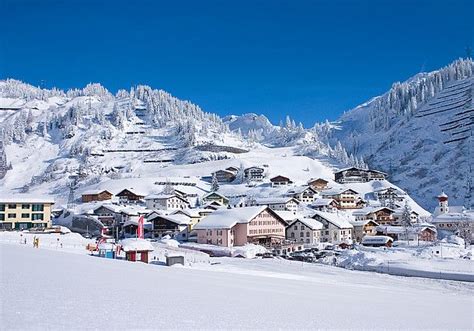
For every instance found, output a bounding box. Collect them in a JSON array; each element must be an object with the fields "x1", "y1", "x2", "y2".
[{"x1": 1, "y1": 243, "x2": 472, "y2": 330}]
